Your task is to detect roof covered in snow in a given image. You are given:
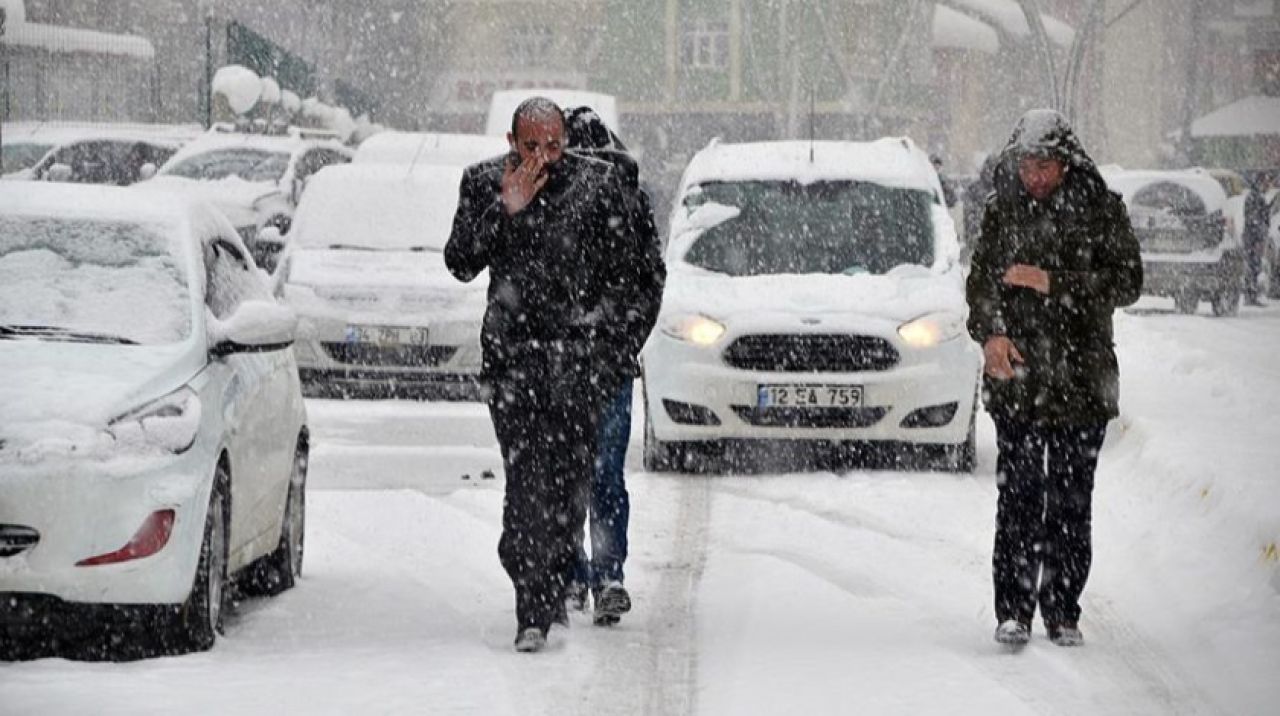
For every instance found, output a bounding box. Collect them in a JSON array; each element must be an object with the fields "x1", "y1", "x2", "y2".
[
  {"x1": 0, "y1": 2, "x2": 155, "y2": 59},
  {"x1": 678, "y1": 138, "x2": 944, "y2": 198},
  {"x1": 1190, "y1": 95, "x2": 1280, "y2": 138},
  {"x1": 940, "y1": 0, "x2": 1074, "y2": 48}
]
